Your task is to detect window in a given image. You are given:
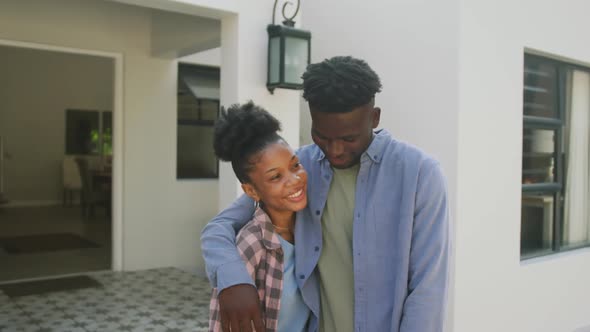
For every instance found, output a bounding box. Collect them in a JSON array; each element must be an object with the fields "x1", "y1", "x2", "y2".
[
  {"x1": 65, "y1": 109, "x2": 112, "y2": 156},
  {"x1": 176, "y1": 64, "x2": 220, "y2": 179},
  {"x1": 521, "y1": 54, "x2": 590, "y2": 258}
]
